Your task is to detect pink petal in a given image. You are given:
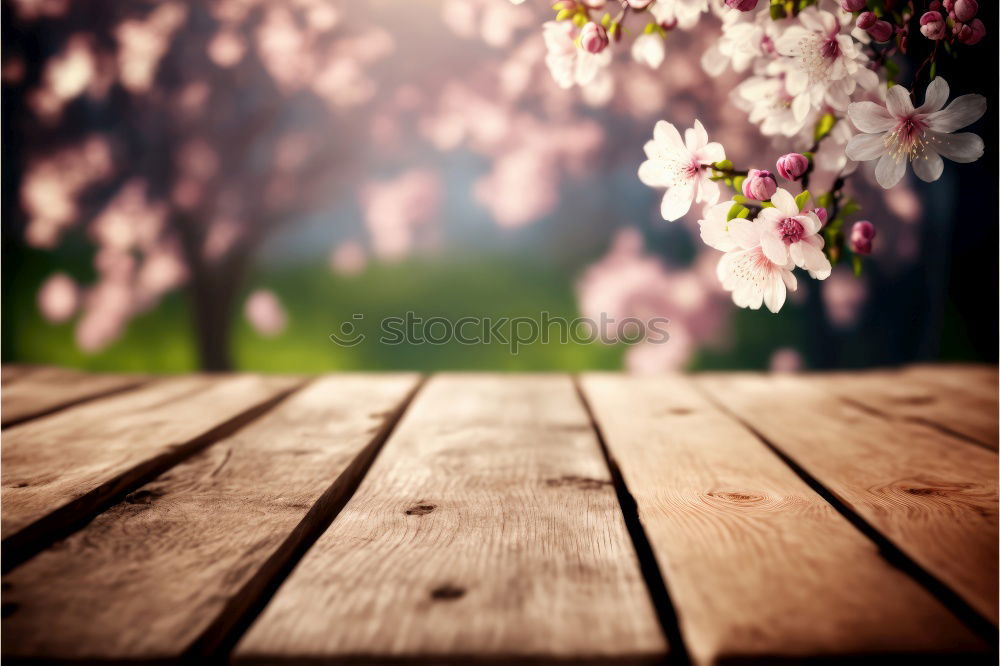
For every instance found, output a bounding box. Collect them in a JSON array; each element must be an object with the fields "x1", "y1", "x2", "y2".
[
  {"x1": 847, "y1": 101, "x2": 895, "y2": 133},
  {"x1": 911, "y1": 150, "x2": 944, "y2": 182},
  {"x1": 874, "y1": 152, "x2": 907, "y2": 189},
  {"x1": 928, "y1": 131, "x2": 984, "y2": 163},
  {"x1": 925, "y1": 94, "x2": 987, "y2": 133},
  {"x1": 846, "y1": 132, "x2": 889, "y2": 161},
  {"x1": 770, "y1": 187, "x2": 798, "y2": 215},
  {"x1": 885, "y1": 84, "x2": 914, "y2": 118},
  {"x1": 916, "y1": 77, "x2": 949, "y2": 115},
  {"x1": 653, "y1": 120, "x2": 686, "y2": 151},
  {"x1": 660, "y1": 180, "x2": 696, "y2": 221}
]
